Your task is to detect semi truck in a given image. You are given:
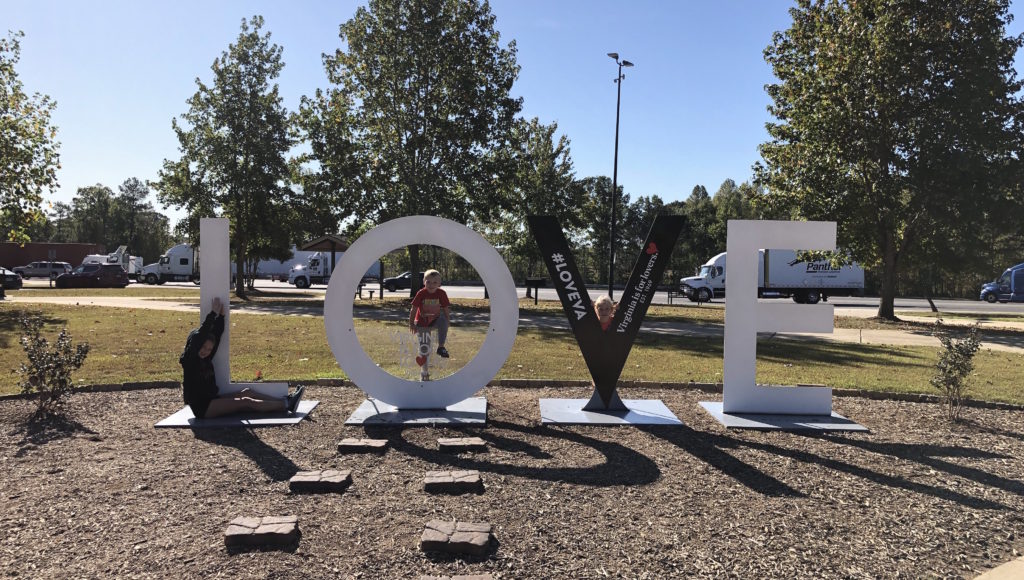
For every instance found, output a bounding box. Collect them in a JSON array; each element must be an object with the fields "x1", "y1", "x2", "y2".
[
  {"x1": 288, "y1": 252, "x2": 382, "y2": 289},
  {"x1": 680, "y1": 250, "x2": 865, "y2": 304},
  {"x1": 252, "y1": 246, "x2": 320, "y2": 282},
  {"x1": 82, "y1": 246, "x2": 143, "y2": 281},
  {"x1": 140, "y1": 244, "x2": 198, "y2": 284},
  {"x1": 979, "y1": 263, "x2": 1024, "y2": 303}
]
